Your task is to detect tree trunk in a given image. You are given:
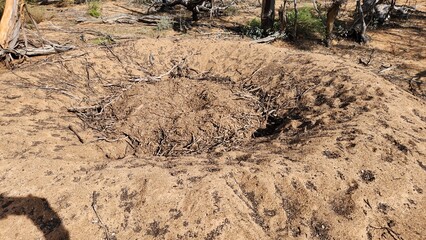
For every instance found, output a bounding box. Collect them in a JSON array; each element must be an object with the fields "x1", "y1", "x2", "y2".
[
  {"x1": 278, "y1": 1, "x2": 287, "y2": 33},
  {"x1": 0, "y1": 0, "x2": 24, "y2": 50},
  {"x1": 353, "y1": 0, "x2": 368, "y2": 43},
  {"x1": 325, "y1": 0, "x2": 346, "y2": 46},
  {"x1": 292, "y1": 0, "x2": 298, "y2": 38},
  {"x1": 261, "y1": 0, "x2": 275, "y2": 32},
  {"x1": 352, "y1": 0, "x2": 377, "y2": 43}
]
